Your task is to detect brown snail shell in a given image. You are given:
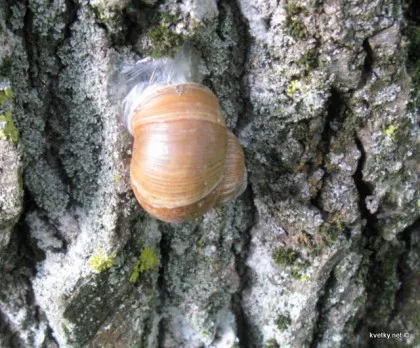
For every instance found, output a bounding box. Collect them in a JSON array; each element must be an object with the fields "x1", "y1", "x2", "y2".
[{"x1": 129, "y1": 83, "x2": 247, "y2": 222}]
